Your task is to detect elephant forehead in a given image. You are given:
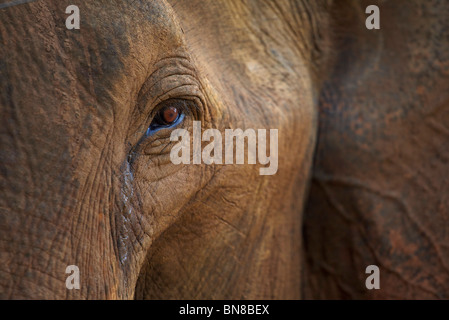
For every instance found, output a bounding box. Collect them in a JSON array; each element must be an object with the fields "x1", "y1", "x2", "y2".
[
  {"x1": 79, "y1": 0, "x2": 185, "y2": 58},
  {"x1": 0, "y1": 0, "x2": 187, "y2": 106},
  {"x1": 66, "y1": 0, "x2": 187, "y2": 105}
]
